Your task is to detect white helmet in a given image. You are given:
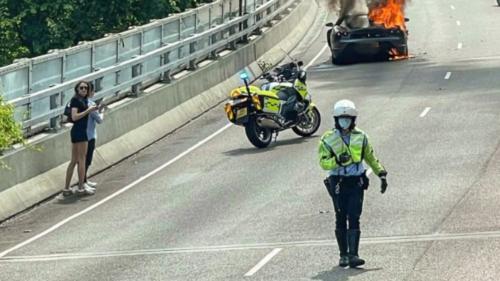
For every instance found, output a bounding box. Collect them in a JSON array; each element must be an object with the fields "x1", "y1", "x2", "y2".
[{"x1": 333, "y1": 99, "x2": 358, "y2": 117}]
